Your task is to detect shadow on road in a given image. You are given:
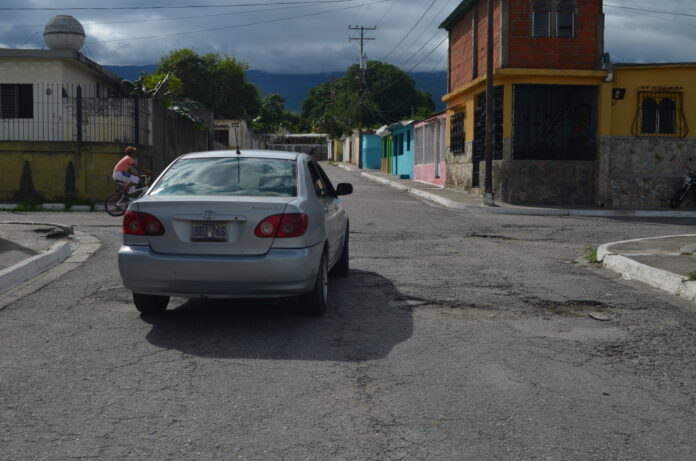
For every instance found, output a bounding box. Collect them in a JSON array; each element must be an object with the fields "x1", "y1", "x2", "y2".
[{"x1": 142, "y1": 270, "x2": 412, "y2": 361}]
